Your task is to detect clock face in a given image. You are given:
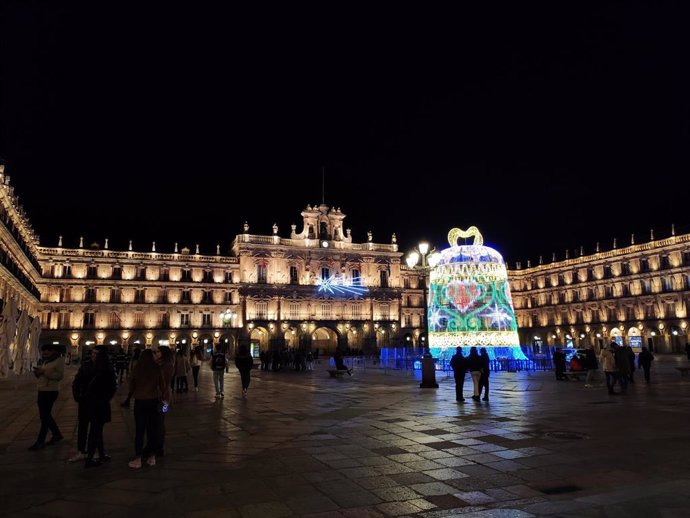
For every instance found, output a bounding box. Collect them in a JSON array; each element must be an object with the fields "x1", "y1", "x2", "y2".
[{"x1": 321, "y1": 240, "x2": 329, "y2": 248}]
